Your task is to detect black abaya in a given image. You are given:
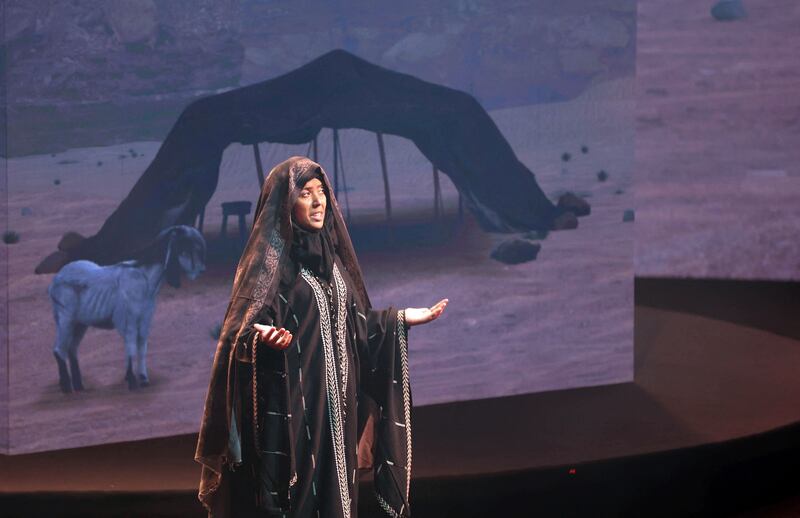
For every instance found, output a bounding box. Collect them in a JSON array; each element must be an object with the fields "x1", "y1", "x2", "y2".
[{"x1": 230, "y1": 257, "x2": 410, "y2": 518}]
